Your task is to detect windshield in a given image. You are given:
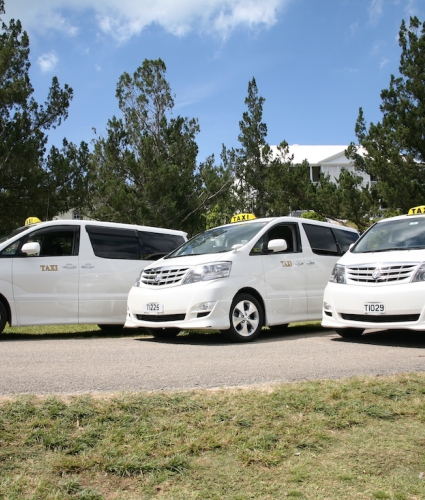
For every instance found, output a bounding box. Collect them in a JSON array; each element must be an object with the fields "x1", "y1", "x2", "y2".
[
  {"x1": 353, "y1": 217, "x2": 425, "y2": 253},
  {"x1": 166, "y1": 221, "x2": 269, "y2": 258},
  {"x1": 0, "y1": 225, "x2": 29, "y2": 244}
]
